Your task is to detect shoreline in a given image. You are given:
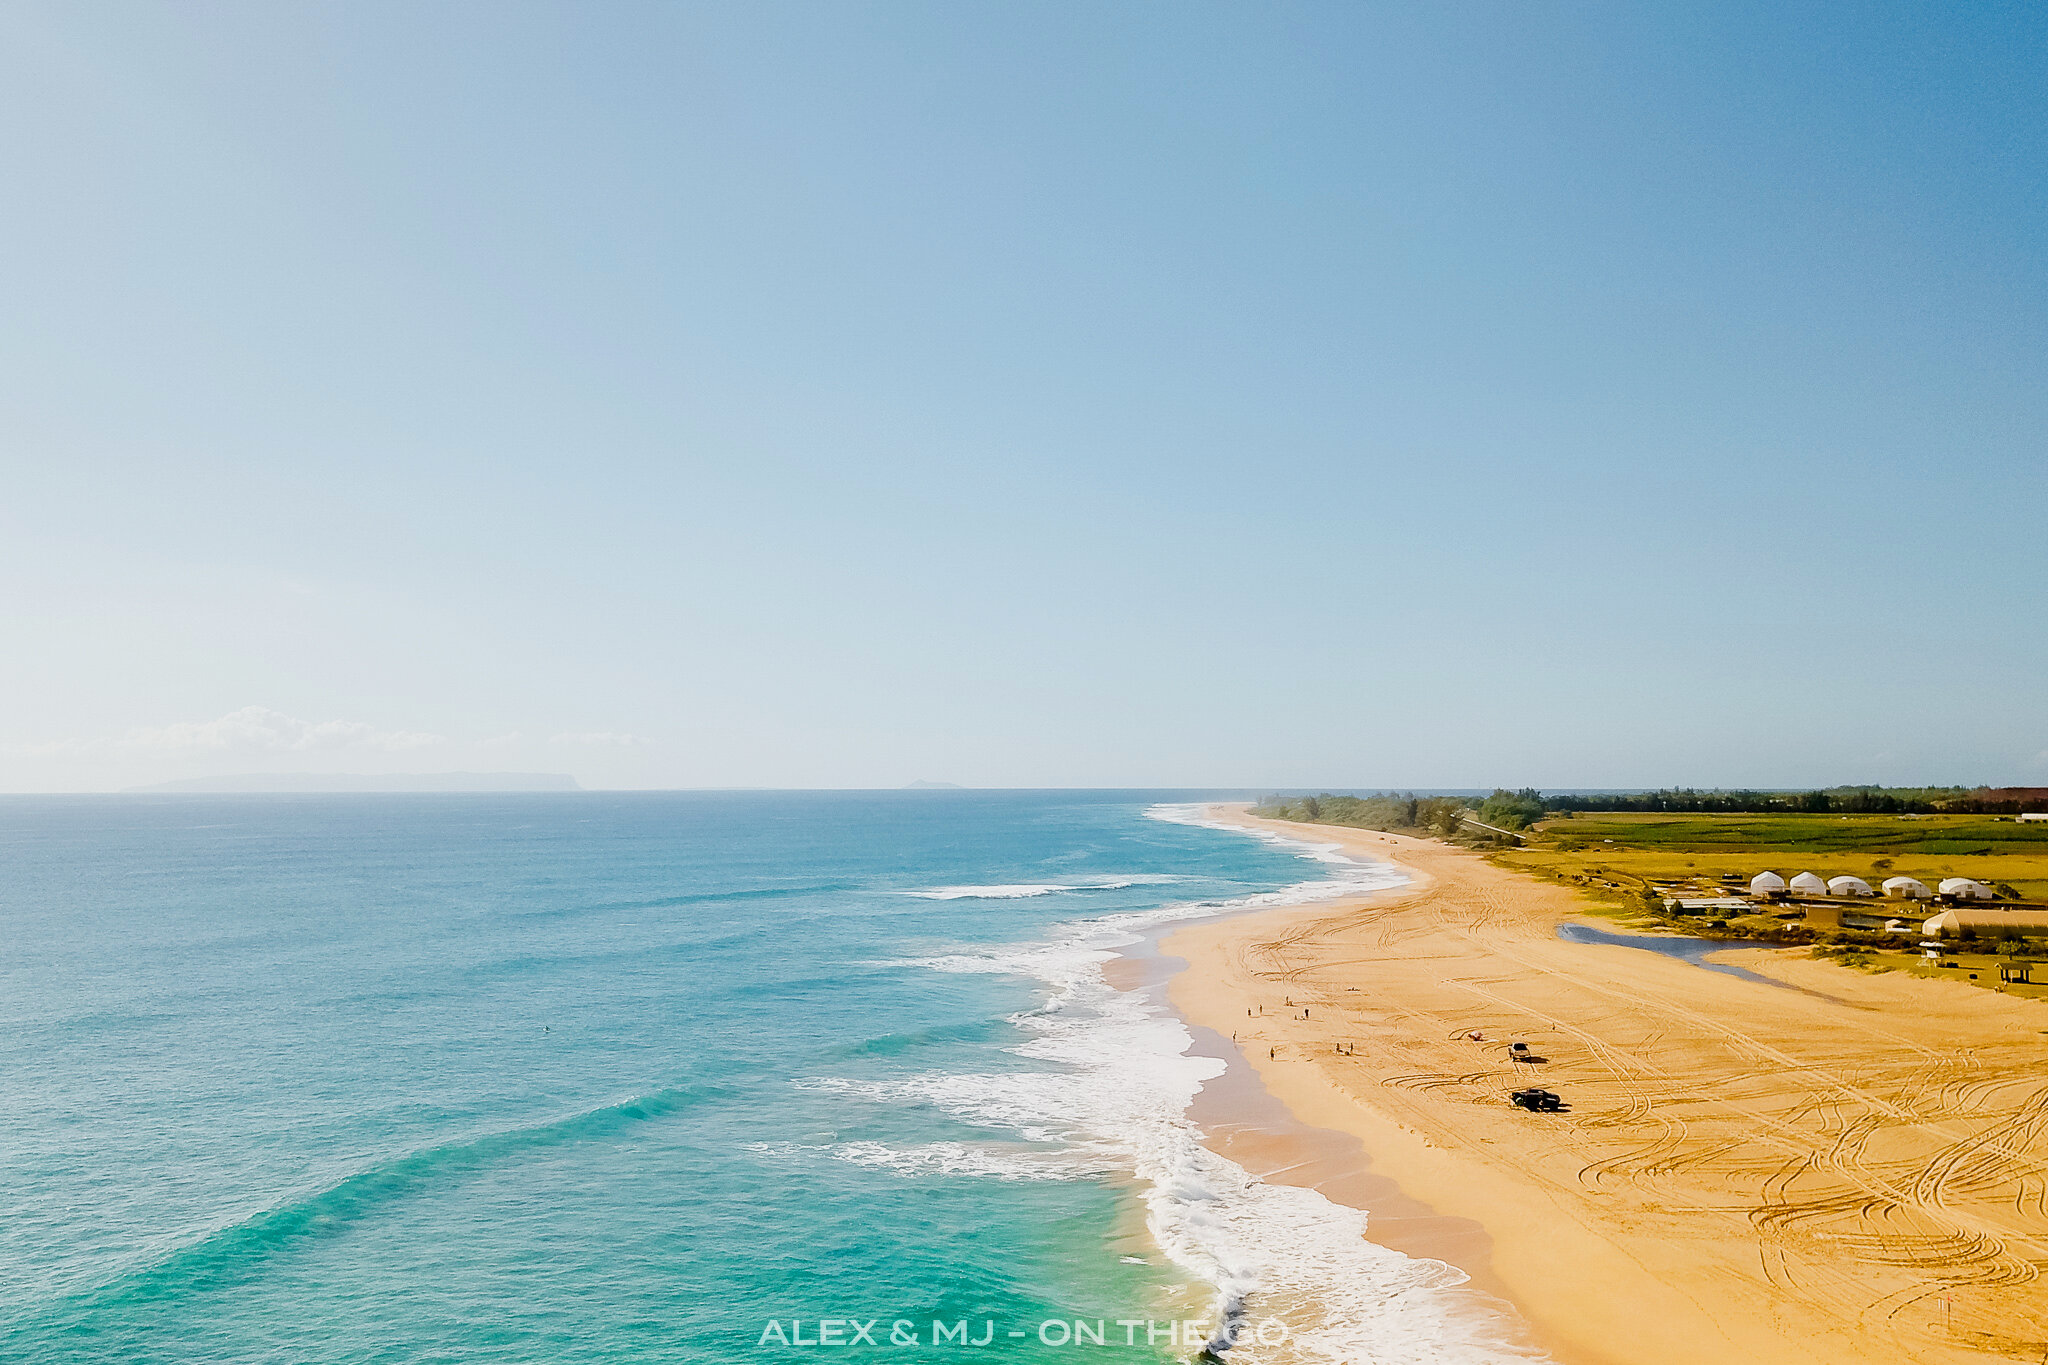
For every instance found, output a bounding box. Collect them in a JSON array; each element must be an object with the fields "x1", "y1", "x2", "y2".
[
  {"x1": 1111, "y1": 819, "x2": 1567, "y2": 1362},
  {"x1": 1150, "y1": 805, "x2": 2048, "y2": 1365},
  {"x1": 1105, "y1": 898, "x2": 1516, "y2": 1298}
]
